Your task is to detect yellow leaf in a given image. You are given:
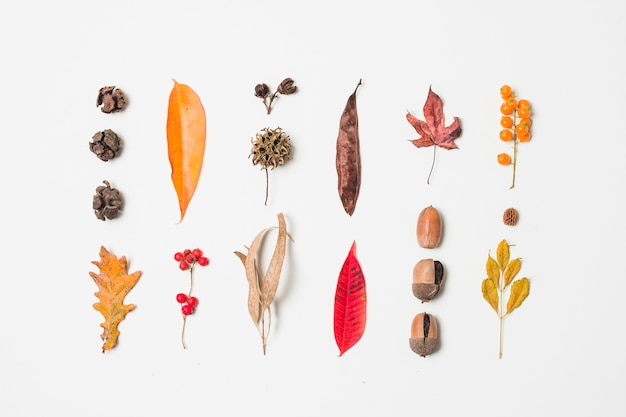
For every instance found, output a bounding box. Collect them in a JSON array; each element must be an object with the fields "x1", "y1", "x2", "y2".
[
  {"x1": 503, "y1": 258, "x2": 521, "y2": 287},
  {"x1": 482, "y1": 278, "x2": 499, "y2": 313},
  {"x1": 486, "y1": 254, "x2": 500, "y2": 288},
  {"x1": 496, "y1": 239, "x2": 510, "y2": 272},
  {"x1": 506, "y1": 277, "x2": 530, "y2": 315},
  {"x1": 89, "y1": 246, "x2": 142, "y2": 353}
]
